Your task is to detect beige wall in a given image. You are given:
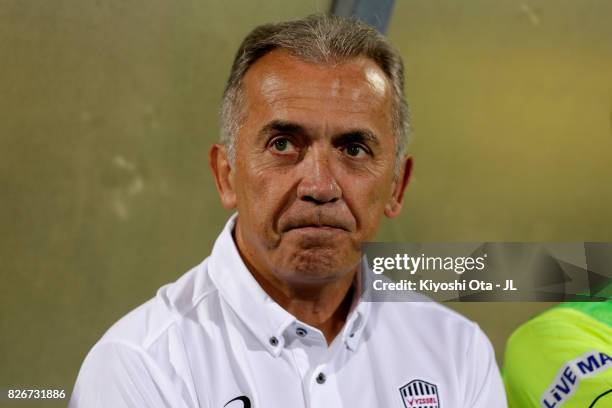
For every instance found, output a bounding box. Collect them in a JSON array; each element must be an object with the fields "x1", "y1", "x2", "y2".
[
  {"x1": 385, "y1": 0, "x2": 612, "y2": 367},
  {"x1": 1, "y1": 1, "x2": 610, "y2": 406}
]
